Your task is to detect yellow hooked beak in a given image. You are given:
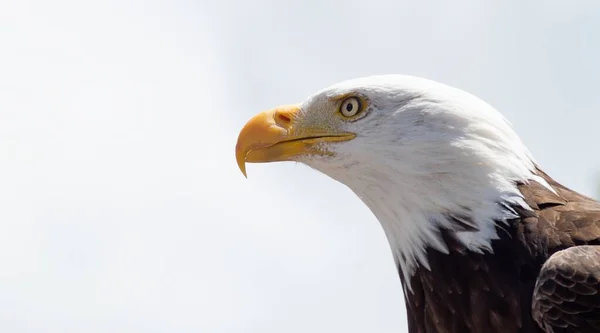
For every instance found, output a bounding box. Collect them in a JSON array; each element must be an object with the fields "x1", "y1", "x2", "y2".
[{"x1": 235, "y1": 104, "x2": 355, "y2": 177}]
